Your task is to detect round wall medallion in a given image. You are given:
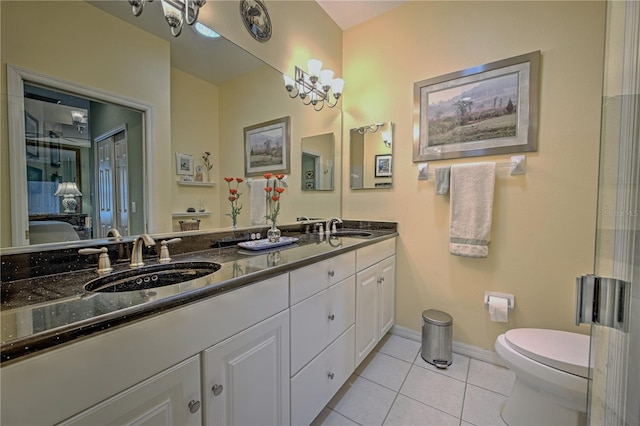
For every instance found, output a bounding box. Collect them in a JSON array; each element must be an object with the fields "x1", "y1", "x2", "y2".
[{"x1": 240, "y1": 0, "x2": 272, "y2": 42}]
